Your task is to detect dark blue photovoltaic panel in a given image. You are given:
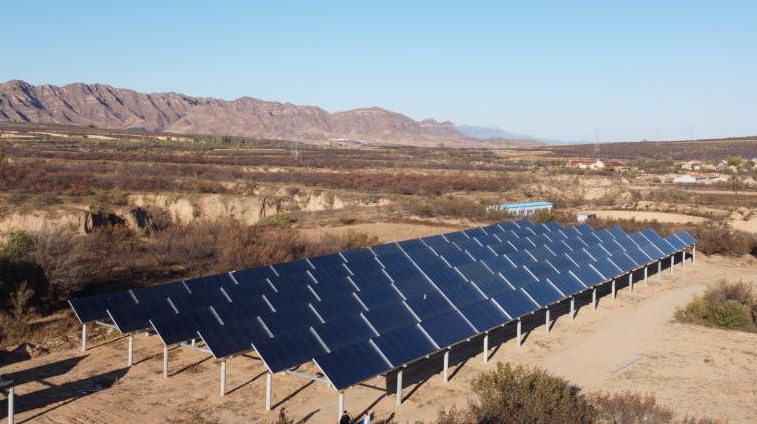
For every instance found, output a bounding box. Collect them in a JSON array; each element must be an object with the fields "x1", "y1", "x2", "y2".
[
  {"x1": 545, "y1": 255, "x2": 577, "y2": 272},
  {"x1": 525, "y1": 245, "x2": 557, "y2": 261},
  {"x1": 349, "y1": 269, "x2": 392, "y2": 289},
  {"x1": 398, "y1": 238, "x2": 426, "y2": 251},
  {"x1": 406, "y1": 251, "x2": 448, "y2": 270},
  {"x1": 309, "y1": 265, "x2": 351, "y2": 283},
  {"x1": 570, "y1": 267, "x2": 605, "y2": 287},
  {"x1": 543, "y1": 221, "x2": 562, "y2": 231},
  {"x1": 168, "y1": 290, "x2": 228, "y2": 313},
  {"x1": 308, "y1": 254, "x2": 344, "y2": 269},
  {"x1": 372, "y1": 325, "x2": 436, "y2": 367},
  {"x1": 270, "y1": 272, "x2": 315, "y2": 290},
  {"x1": 600, "y1": 240, "x2": 626, "y2": 255},
  {"x1": 463, "y1": 227, "x2": 488, "y2": 238},
  {"x1": 608, "y1": 254, "x2": 637, "y2": 272},
  {"x1": 376, "y1": 252, "x2": 414, "y2": 269},
  {"x1": 444, "y1": 231, "x2": 470, "y2": 243},
  {"x1": 606, "y1": 226, "x2": 628, "y2": 239},
  {"x1": 310, "y1": 277, "x2": 355, "y2": 298},
  {"x1": 184, "y1": 274, "x2": 233, "y2": 292},
  {"x1": 465, "y1": 246, "x2": 497, "y2": 261},
  {"x1": 273, "y1": 259, "x2": 312, "y2": 275},
  {"x1": 383, "y1": 263, "x2": 425, "y2": 283},
  {"x1": 372, "y1": 242, "x2": 402, "y2": 256},
  {"x1": 578, "y1": 233, "x2": 601, "y2": 246},
  {"x1": 314, "y1": 341, "x2": 390, "y2": 390},
  {"x1": 559, "y1": 227, "x2": 580, "y2": 238},
  {"x1": 421, "y1": 234, "x2": 448, "y2": 246},
  {"x1": 500, "y1": 267, "x2": 538, "y2": 288},
  {"x1": 424, "y1": 266, "x2": 465, "y2": 284},
  {"x1": 523, "y1": 261, "x2": 557, "y2": 280},
  {"x1": 521, "y1": 281, "x2": 563, "y2": 306},
  {"x1": 259, "y1": 307, "x2": 321, "y2": 335},
  {"x1": 313, "y1": 314, "x2": 375, "y2": 351},
  {"x1": 665, "y1": 235, "x2": 687, "y2": 250},
  {"x1": 434, "y1": 278, "x2": 485, "y2": 308},
  {"x1": 590, "y1": 260, "x2": 622, "y2": 280},
  {"x1": 150, "y1": 307, "x2": 219, "y2": 345},
  {"x1": 392, "y1": 277, "x2": 435, "y2": 299},
  {"x1": 481, "y1": 223, "x2": 503, "y2": 234},
  {"x1": 311, "y1": 294, "x2": 364, "y2": 321},
  {"x1": 233, "y1": 266, "x2": 276, "y2": 283},
  {"x1": 342, "y1": 248, "x2": 376, "y2": 263},
  {"x1": 650, "y1": 238, "x2": 677, "y2": 255},
  {"x1": 614, "y1": 235, "x2": 639, "y2": 250},
  {"x1": 199, "y1": 318, "x2": 268, "y2": 359},
  {"x1": 471, "y1": 274, "x2": 514, "y2": 297},
  {"x1": 69, "y1": 291, "x2": 137, "y2": 323},
  {"x1": 252, "y1": 327, "x2": 326, "y2": 372},
  {"x1": 475, "y1": 234, "x2": 501, "y2": 247},
  {"x1": 492, "y1": 290, "x2": 537, "y2": 319},
  {"x1": 459, "y1": 299, "x2": 509, "y2": 332},
  {"x1": 420, "y1": 311, "x2": 476, "y2": 347},
  {"x1": 455, "y1": 262, "x2": 493, "y2": 281},
  {"x1": 455, "y1": 238, "x2": 483, "y2": 251},
  {"x1": 567, "y1": 249, "x2": 595, "y2": 266},
  {"x1": 438, "y1": 250, "x2": 474, "y2": 267},
  {"x1": 530, "y1": 225, "x2": 551, "y2": 235},
  {"x1": 625, "y1": 248, "x2": 652, "y2": 265},
  {"x1": 220, "y1": 285, "x2": 270, "y2": 311},
  {"x1": 528, "y1": 234, "x2": 553, "y2": 247},
  {"x1": 546, "y1": 241, "x2": 573, "y2": 255},
  {"x1": 264, "y1": 286, "x2": 317, "y2": 311},
  {"x1": 563, "y1": 237, "x2": 588, "y2": 250},
  {"x1": 547, "y1": 273, "x2": 585, "y2": 296},
  {"x1": 431, "y1": 243, "x2": 462, "y2": 256},
  {"x1": 594, "y1": 229, "x2": 616, "y2": 243},
  {"x1": 499, "y1": 221, "x2": 520, "y2": 232},
  {"x1": 107, "y1": 301, "x2": 163, "y2": 333},
  {"x1": 638, "y1": 243, "x2": 664, "y2": 259},
  {"x1": 405, "y1": 292, "x2": 453, "y2": 320},
  {"x1": 584, "y1": 244, "x2": 610, "y2": 260},
  {"x1": 574, "y1": 223, "x2": 594, "y2": 235},
  {"x1": 489, "y1": 242, "x2": 517, "y2": 255},
  {"x1": 363, "y1": 302, "x2": 417, "y2": 334},
  {"x1": 641, "y1": 228, "x2": 665, "y2": 243},
  {"x1": 628, "y1": 232, "x2": 650, "y2": 247},
  {"x1": 482, "y1": 257, "x2": 515, "y2": 273},
  {"x1": 356, "y1": 285, "x2": 404, "y2": 309},
  {"x1": 509, "y1": 238, "x2": 535, "y2": 250},
  {"x1": 505, "y1": 251, "x2": 535, "y2": 267}
]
